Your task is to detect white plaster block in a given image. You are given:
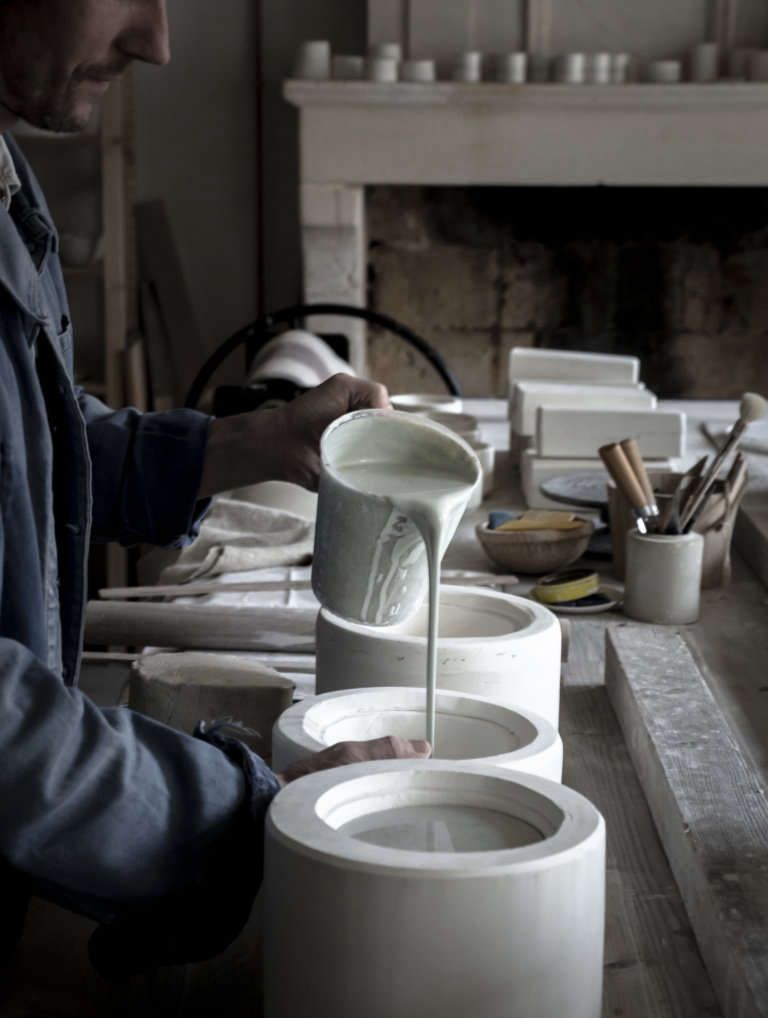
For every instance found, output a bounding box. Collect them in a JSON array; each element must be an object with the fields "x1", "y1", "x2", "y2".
[
  {"x1": 301, "y1": 184, "x2": 364, "y2": 228},
  {"x1": 509, "y1": 347, "x2": 640, "y2": 389},
  {"x1": 511, "y1": 381, "x2": 656, "y2": 437},
  {"x1": 536, "y1": 408, "x2": 686, "y2": 458},
  {"x1": 521, "y1": 450, "x2": 671, "y2": 510}
]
